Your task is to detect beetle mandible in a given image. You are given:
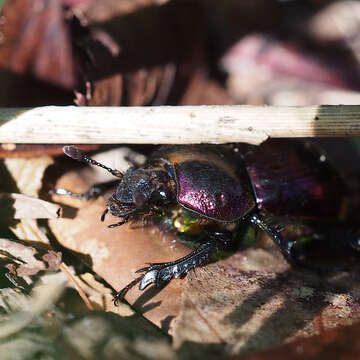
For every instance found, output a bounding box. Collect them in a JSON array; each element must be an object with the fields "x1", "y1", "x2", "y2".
[{"x1": 59, "y1": 141, "x2": 360, "y2": 303}]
